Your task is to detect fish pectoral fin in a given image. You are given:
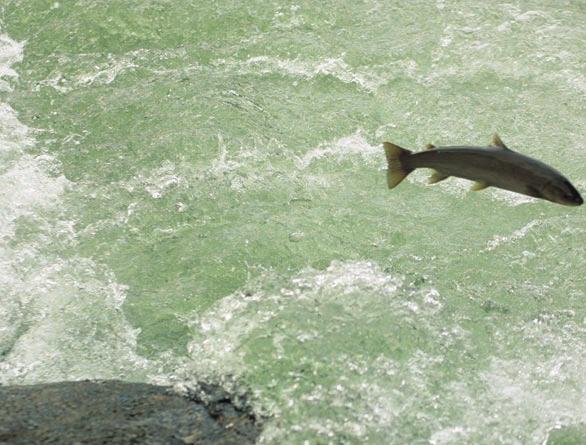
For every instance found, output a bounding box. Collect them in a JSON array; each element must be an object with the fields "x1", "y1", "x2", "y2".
[
  {"x1": 491, "y1": 133, "x2": 510, "y2": 150},
  {"x1": 428, "y1": 170, "x2": 449, "y2": 184},
  {"x1": 471, "y1": 181, "x2": 490, "y2": 191},
  {"x1": 425, "y1": 143, "x2": 436, "y2": 150}
]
